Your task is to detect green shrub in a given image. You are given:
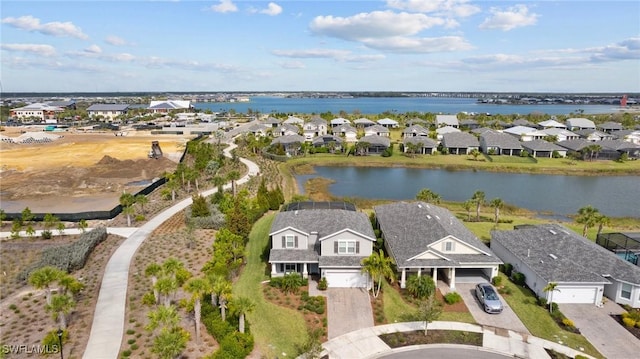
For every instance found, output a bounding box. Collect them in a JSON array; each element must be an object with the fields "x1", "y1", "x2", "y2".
[
  {"x1": 406, "y1": 275, "x2": 436, "y2": 299},
  {"x1": 511, "y1": 272, "x2": 526, "y2": 286},
  {"x1": 134, "y1": 214, "x2": 145, "y2": 222},
  {"x1": 491, "y1": 276, "x2": 502, "y2": 286},
  {"x1": 121, "y1": 349, "x2": 131, "y2": 357},
  {"x1": 317, "y1": 277, "x2": 328, "y2": 291},
  {"x1": 537, "y1": 297, "x2": 548, "y2": 307},
  {"x1": 41, "y1": 230, "x2": 53, "y2": 239},
  {"x1": 191, "y1": 194, "x2": 211, "y2": 217},
  {"x1": 498, "y1": 286, "x2": 512, "y2": 295},
  {"x1": 622, "y1": 317, "x2": 637, "y2": 328},
  {"x1": 500, "y1": 263, "x2": 513, "y2": 276},
  {"x1": 561, "y1": 318, "x2": 575, "y2": 329},
  {"x1": 141, "y1": 292, "x2": 156, "y2": 306},
  {"x1": 42, "y1": 329, "x2": 68, "y2": 352},
  {"x1": 444, "y1": 292, "x2": 462, "y2": 304}
]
